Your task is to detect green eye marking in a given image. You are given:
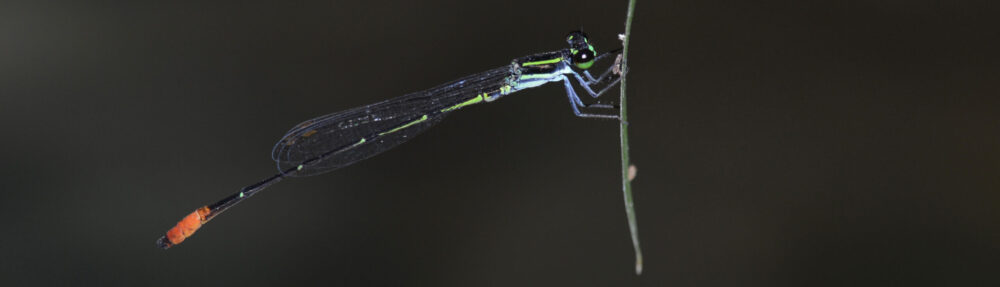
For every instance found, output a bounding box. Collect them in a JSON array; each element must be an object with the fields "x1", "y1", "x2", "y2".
[
  {"x1": 566, "y1": 31, "x2": 597, "y2": 70},
  {"x1": 571, "y1": 46, "x2": 597, "y2": 69}
]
